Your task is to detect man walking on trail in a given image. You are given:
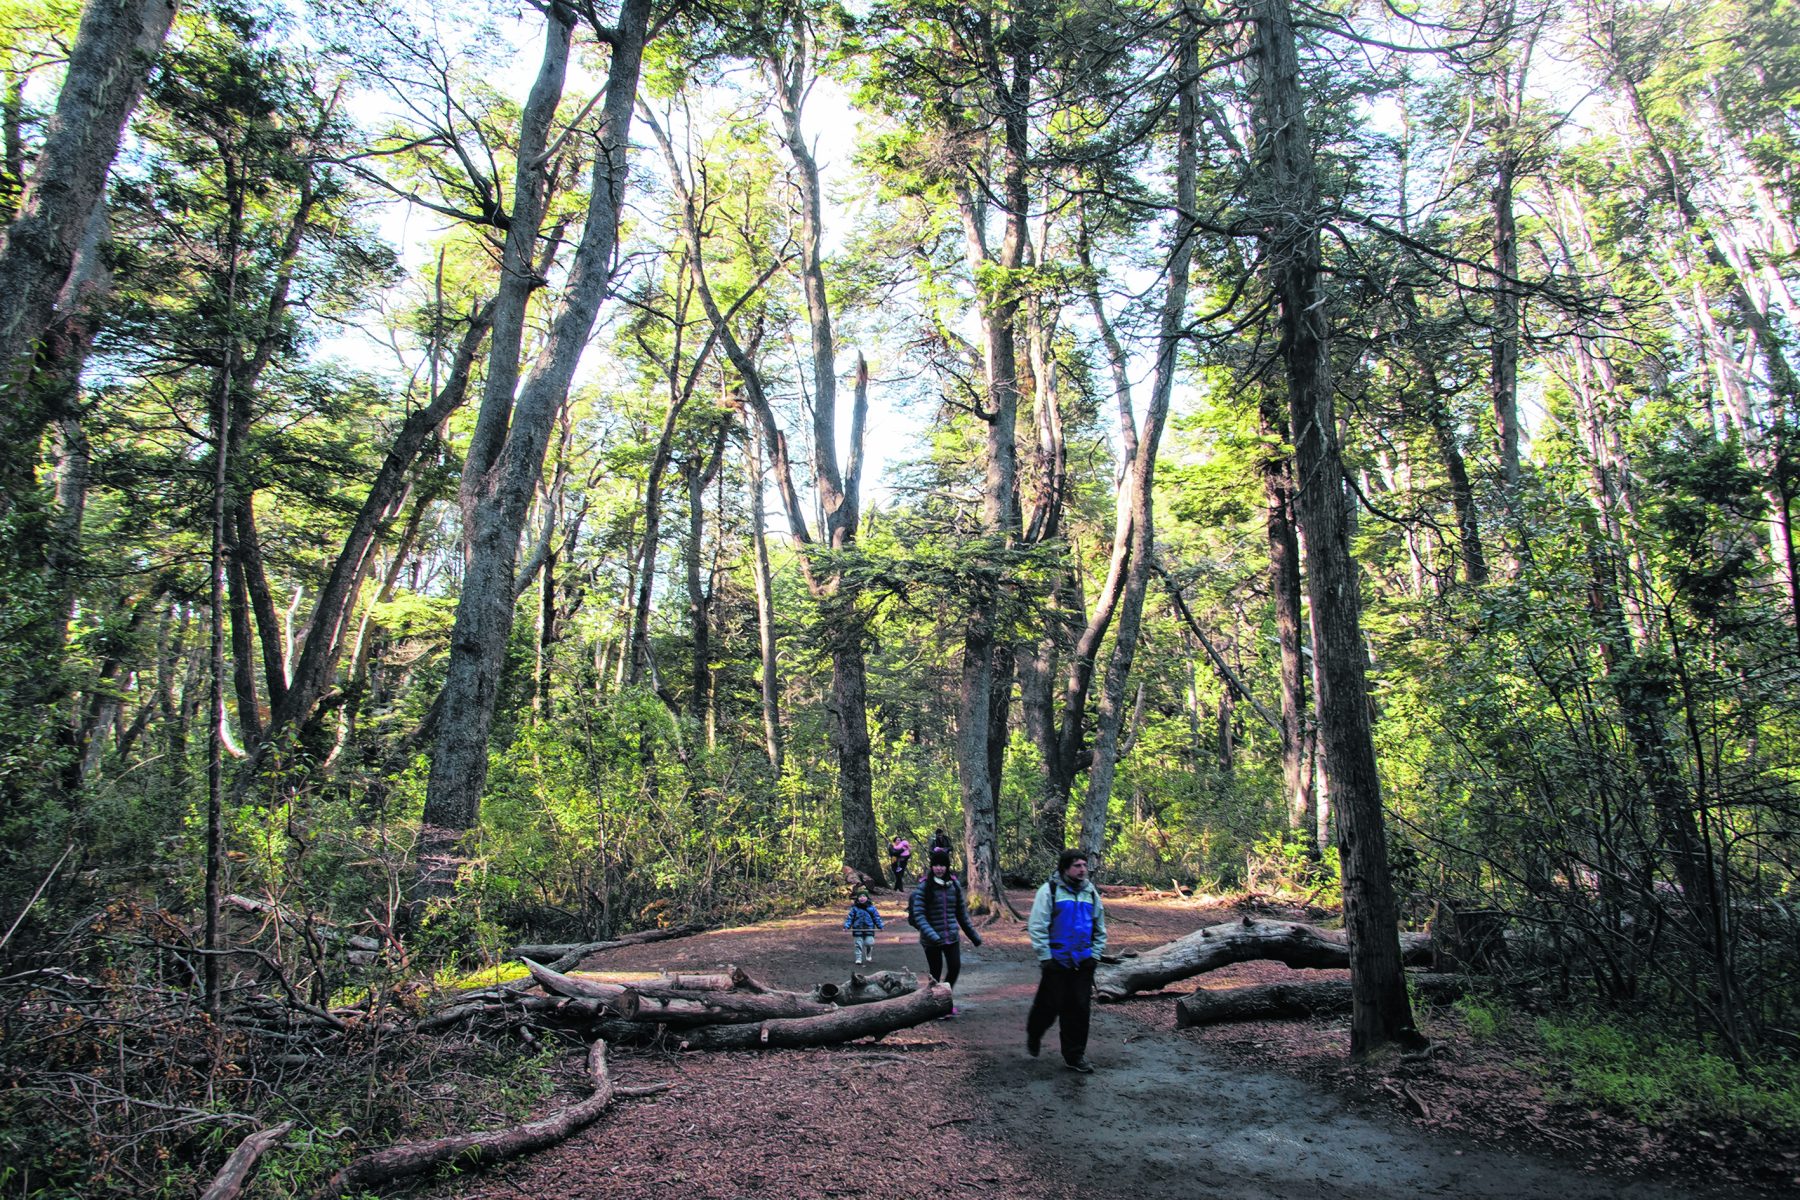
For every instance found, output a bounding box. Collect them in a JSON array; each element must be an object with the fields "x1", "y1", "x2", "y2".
[{"x1": 1027, "y1": 848, "x2": 1107, "y2": 1073}]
